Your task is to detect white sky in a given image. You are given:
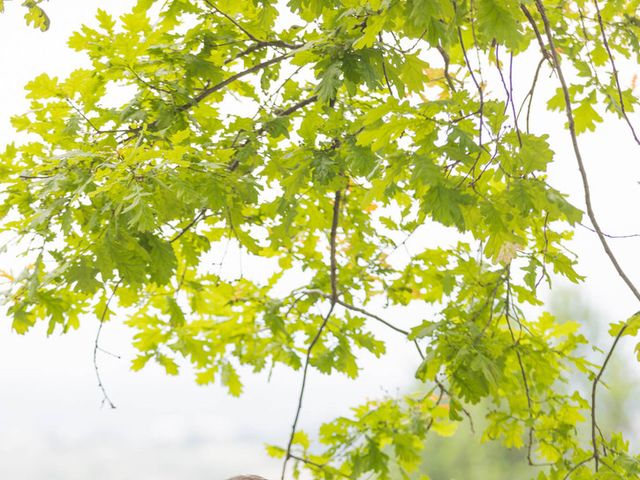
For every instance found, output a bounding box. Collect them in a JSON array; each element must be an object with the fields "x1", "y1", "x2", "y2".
[{"x1": 1, "y1": 2, "x2": 640, "y2": 479}]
